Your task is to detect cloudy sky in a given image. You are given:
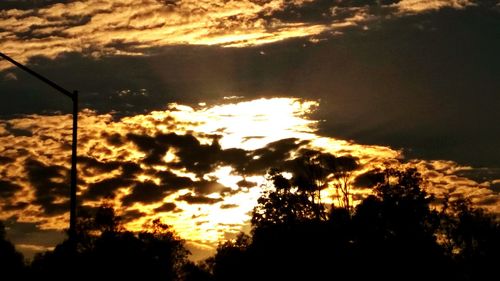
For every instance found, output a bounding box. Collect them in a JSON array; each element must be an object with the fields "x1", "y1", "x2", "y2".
[{"x1": 0, "y1": 0, "x2": 499, "y2": 260}]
